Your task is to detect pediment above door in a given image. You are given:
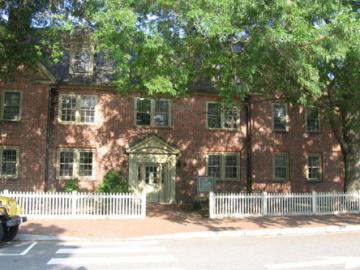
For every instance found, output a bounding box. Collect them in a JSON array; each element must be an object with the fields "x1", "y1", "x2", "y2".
[{"x1": 126, "y1": 135, "x2": 180, "y2": 155}]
